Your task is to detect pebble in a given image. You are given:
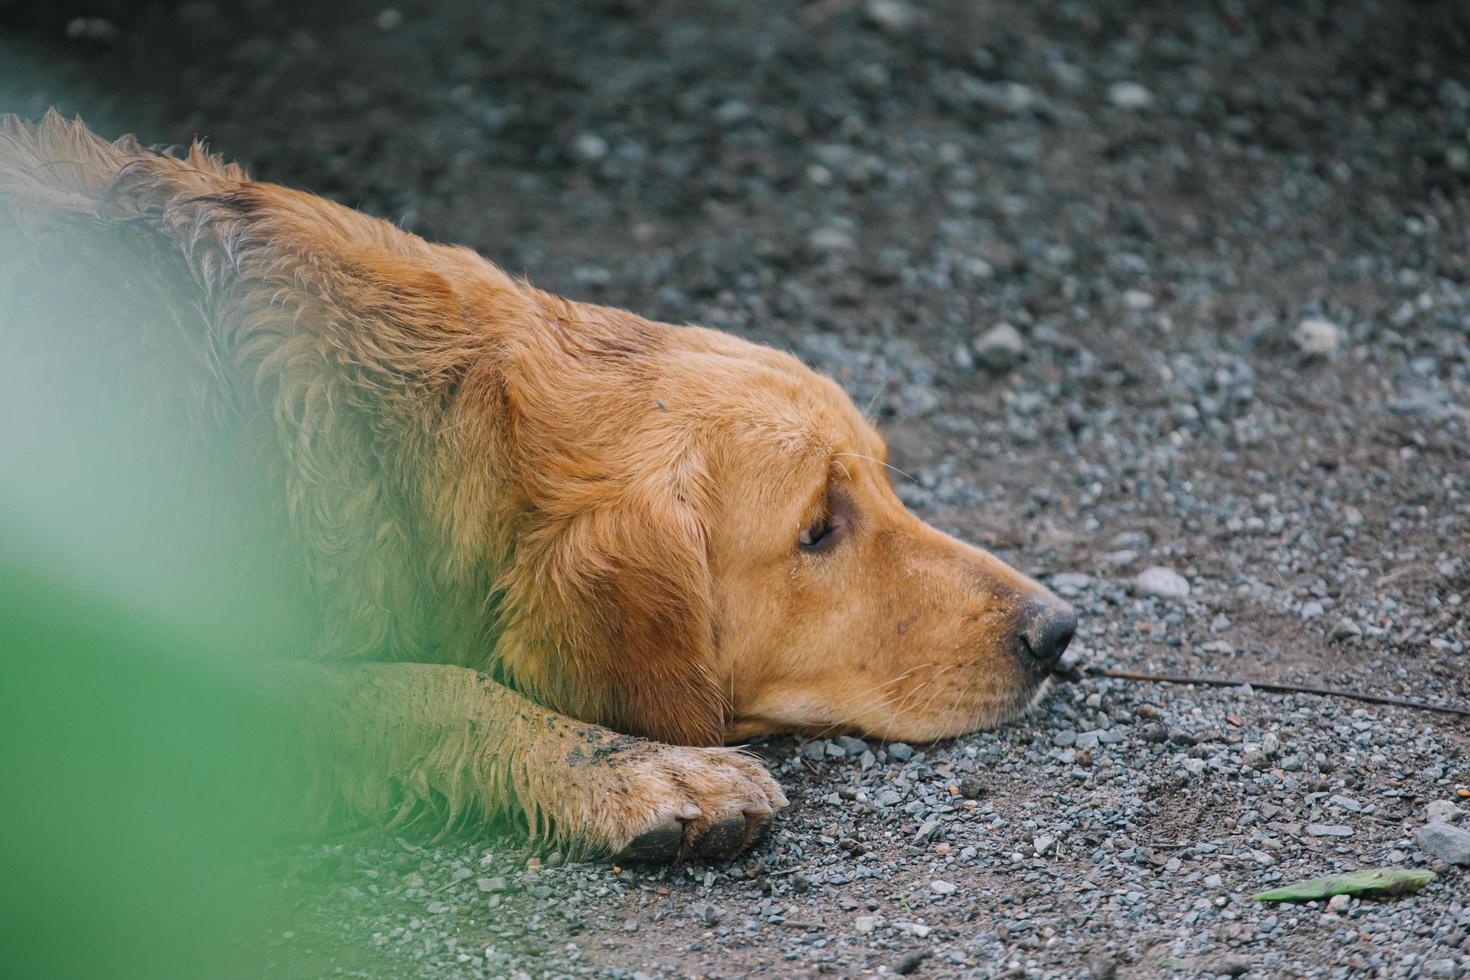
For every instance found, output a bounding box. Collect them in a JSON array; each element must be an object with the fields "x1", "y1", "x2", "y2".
[
  {"x1": 1305, "y1": 823, "x2": 1354, "y2": 838},
  {"x1": 1417, "y1": 823, "x2": 1470, "y2": 865},
  {"x1": 570, "y1": 132, "x2": 608, "y2": 162},
  {"x1": 863, "y1": 0, "x2": 918, "y2": 33},
  {"x1": 1107, "y1": 81, "x2": 1154, "y2": 109},
  {"x1": 1134, "y1": 567, "x2": 1190, "y2": 599},
  {"x1": 895, "y1": 950, "x2": 928, "y2": 975},
  {"x1": 1293, "y1": 317, "x2": 1344, "y2": 355},
  {"x1": 808, "y1": 227, "x2": 856, "y2": 253},
  {"x1": 1426, "y1": 800, "x2": 1463, "y2": 824},
  {"x1": 972, "y1": 322, "x2": 1025, "y2": 372},
  {"x1": 930, "y1": 879, "x2": 957, "y2": 895},
  {"x1": 1050, "y1": 572, "x2": 1093, "y2": 595},
  {"x1": 1121, "y1": 289, "x2": 1155, "y2": 311}
]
